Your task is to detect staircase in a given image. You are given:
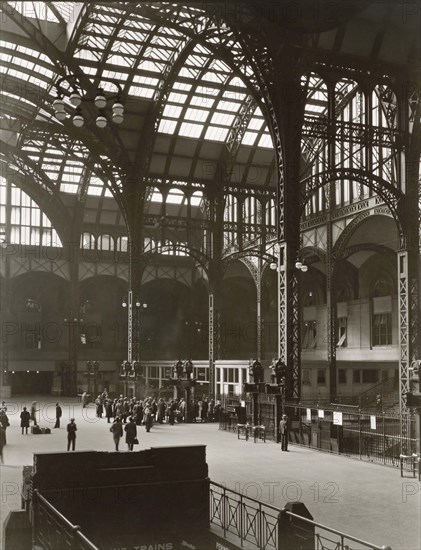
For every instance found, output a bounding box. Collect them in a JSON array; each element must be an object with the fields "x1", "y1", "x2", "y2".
[{"x1": 359, "y1": 376, "x2": 399, "y2": 413}]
